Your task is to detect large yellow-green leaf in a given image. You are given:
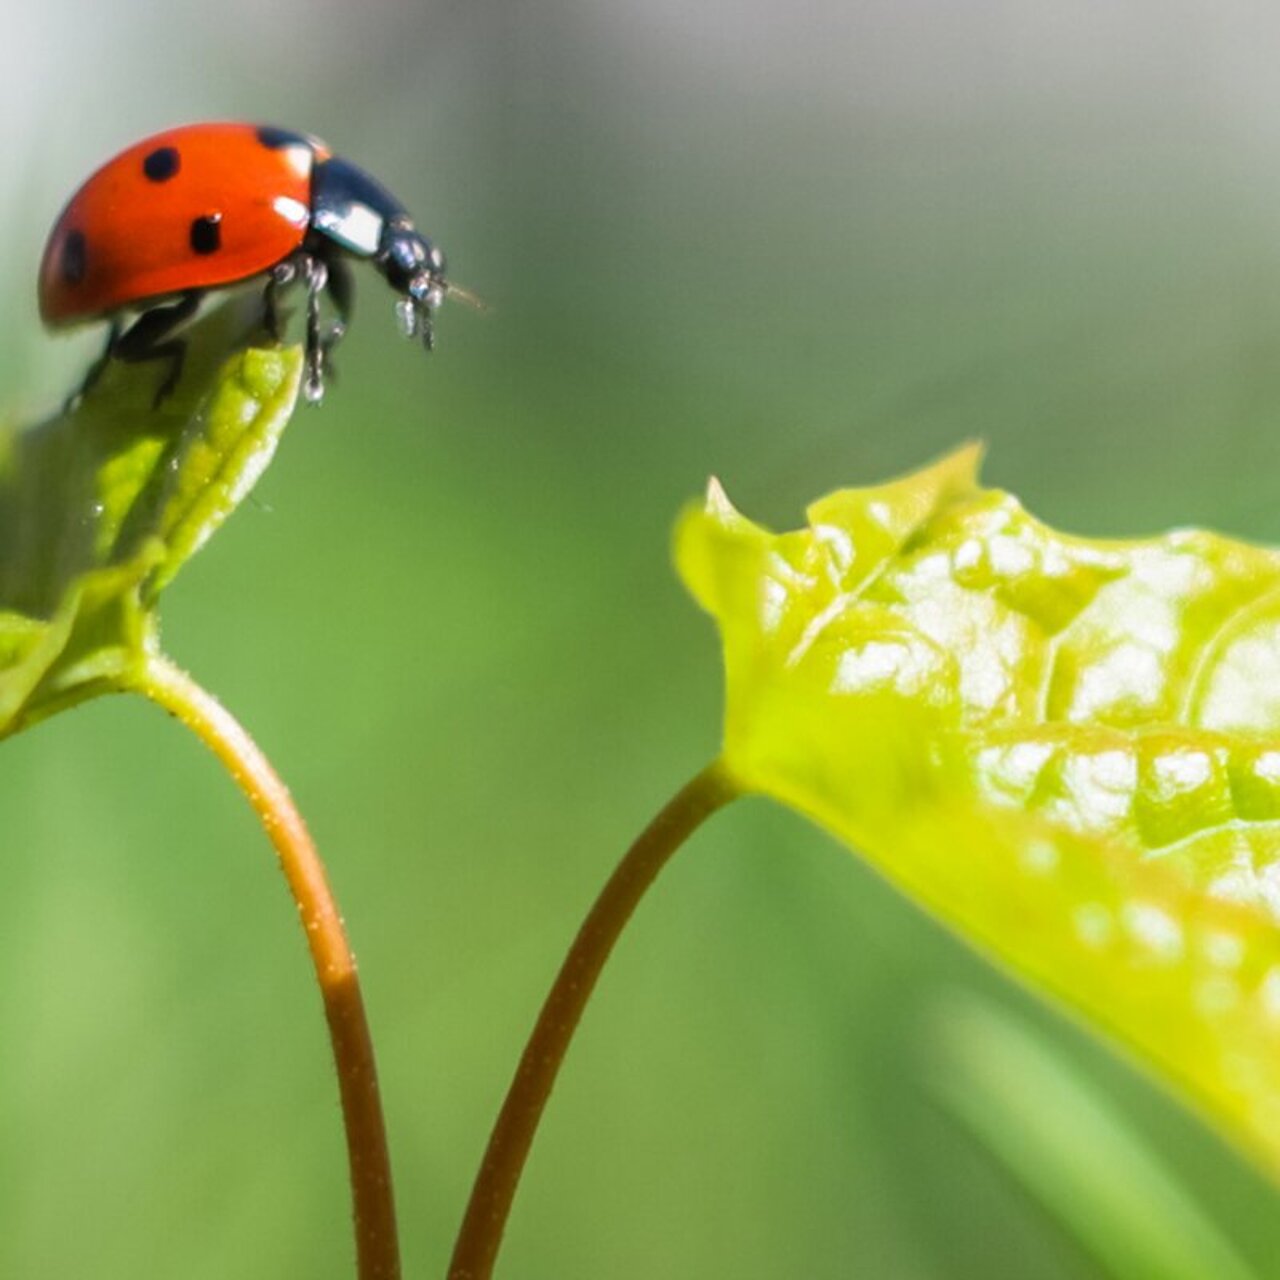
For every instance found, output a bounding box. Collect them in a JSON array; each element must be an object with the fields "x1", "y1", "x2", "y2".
[
  {"x1": 675, "y1": 446, "x2": 1280, "y2": 1173},
  {"x1": 0, "y1": 299, "x2": 302, "y2": 736}
]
